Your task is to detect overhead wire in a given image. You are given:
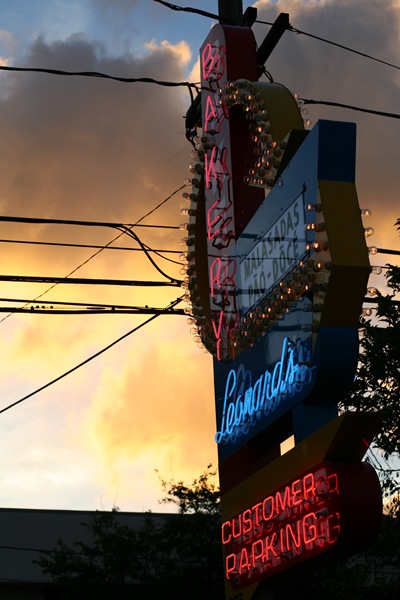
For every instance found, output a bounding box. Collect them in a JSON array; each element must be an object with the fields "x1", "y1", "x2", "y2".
[
  {"x1": 0, "y1": 296, "x2": 184, "y2": 416},
  {"x1": 0, "y1": 214, "x2": 180, "y2": 231},
  {"x1": 0, "y1": 214, "x2": 183, "y2": 276},
  {"x1": 152, "y1": 1, "x2": 400, "y2": 72},
  {"x1": 0, "y1": 183, "x2": 185, "y2": 323},
  {"x1": 0, "y1": 64, "x2": 199, "y2": 93},
  {"x1": 0, "y1": 296, "x2": 186, "y2": 314},
  {"x1": 287, "y1": 24, "x2": 400, "y2": 72},
  {"x1": 0, "y1": 238, "x2": 181, "y2": 254},
  {"x1": 0, "y1": 274, "x2": 181, "y2": 287},
  {"x1": 2, "y1": 3, "x2": 399, "y2": 410},
  {"x1": 299, "y1": 98, "x2": 400, "y2": 120},
  {"x1": 152, "y1": 0, "x2": 229, "y2": 23}
]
